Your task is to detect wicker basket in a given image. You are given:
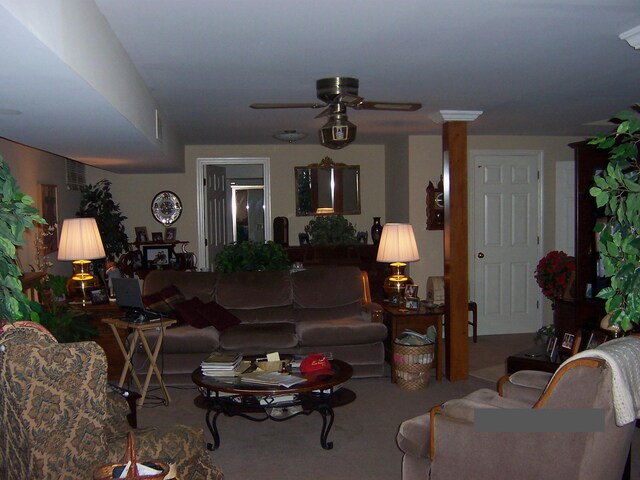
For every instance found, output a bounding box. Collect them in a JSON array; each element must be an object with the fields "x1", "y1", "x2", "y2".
[{"x1": 393, "y1": 340, "x2": 435, "y2": 390}]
